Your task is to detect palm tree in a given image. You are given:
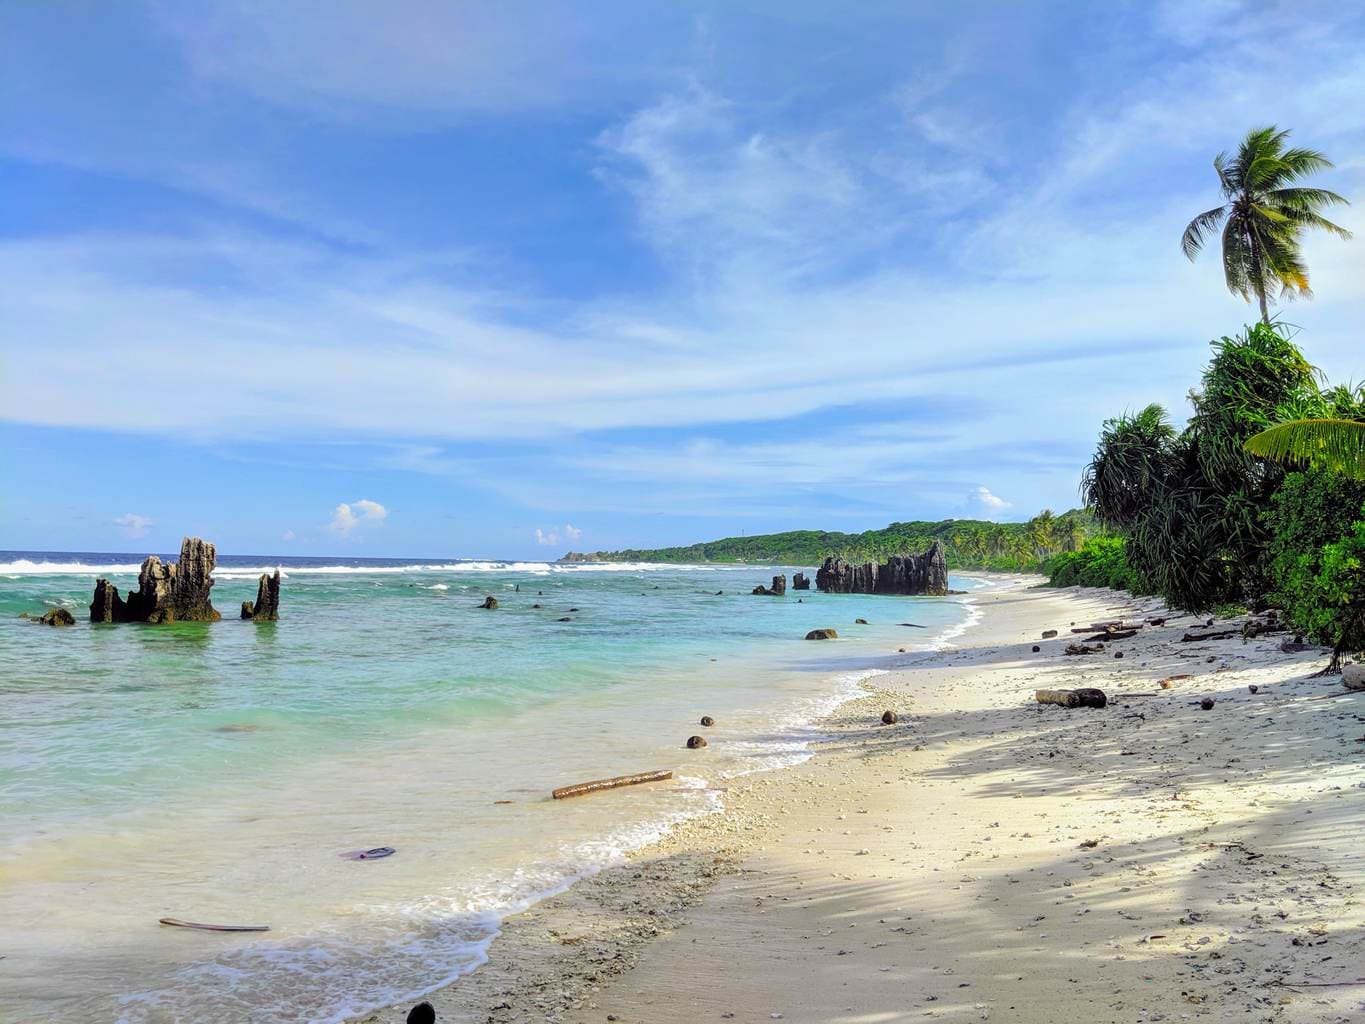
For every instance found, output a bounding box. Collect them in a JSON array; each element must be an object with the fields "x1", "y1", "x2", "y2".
[
  {"x1": 1245, "y1": 418, "x2": 1365, "y2": 478},
  {"x1": 1182, "y1": 126, "x2": 1351, "y2": 323}
]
